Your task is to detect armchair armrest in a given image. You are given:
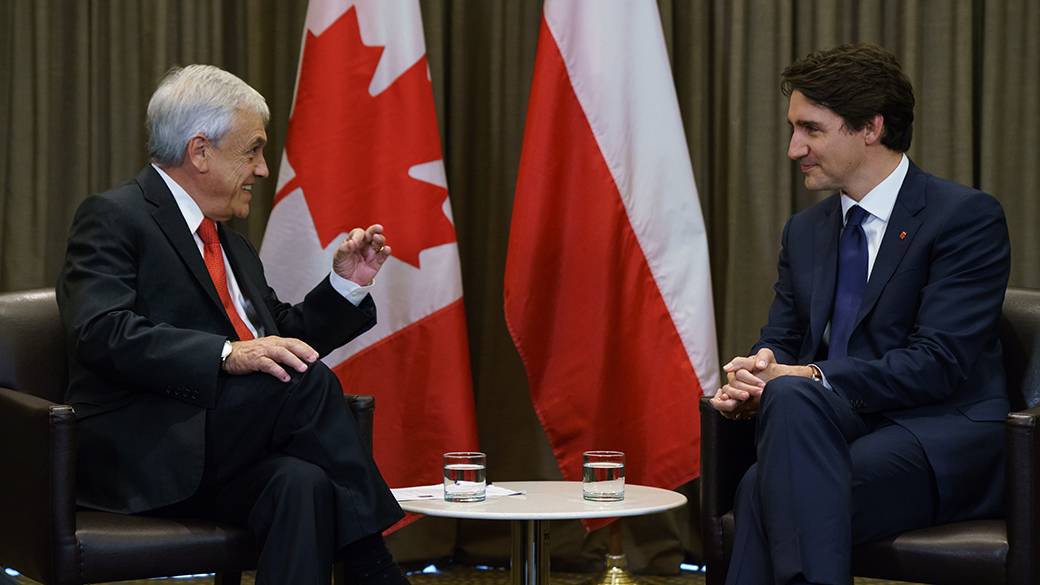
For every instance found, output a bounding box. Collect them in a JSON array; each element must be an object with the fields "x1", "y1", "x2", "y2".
[
  {"x1": 343, "y1": 393, "x2": 375, "y2": 455},
  {"x1": 1004, "y1": 404, "x2": 1040, "y2": 583},
  {"x1": 699, "y1": 395, "x2": 757, "y2": 564},
  {"x1": 0, "y1": 387, "x2": 78, "y2": 583}
]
